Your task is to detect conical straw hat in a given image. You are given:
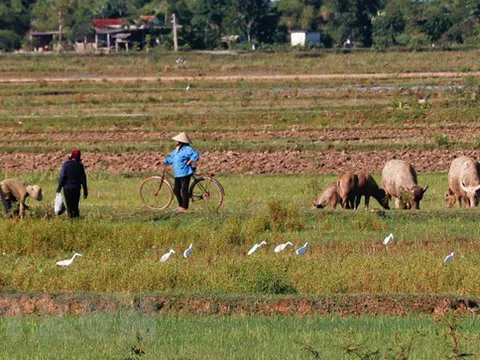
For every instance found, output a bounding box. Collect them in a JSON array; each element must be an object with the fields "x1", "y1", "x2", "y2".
[
  {"x1": 172, "y1": 132, "x2": 192, "y2": 144},
  {"x1": 27, "y1": 185, "x2": 43, "y2": 201}
]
